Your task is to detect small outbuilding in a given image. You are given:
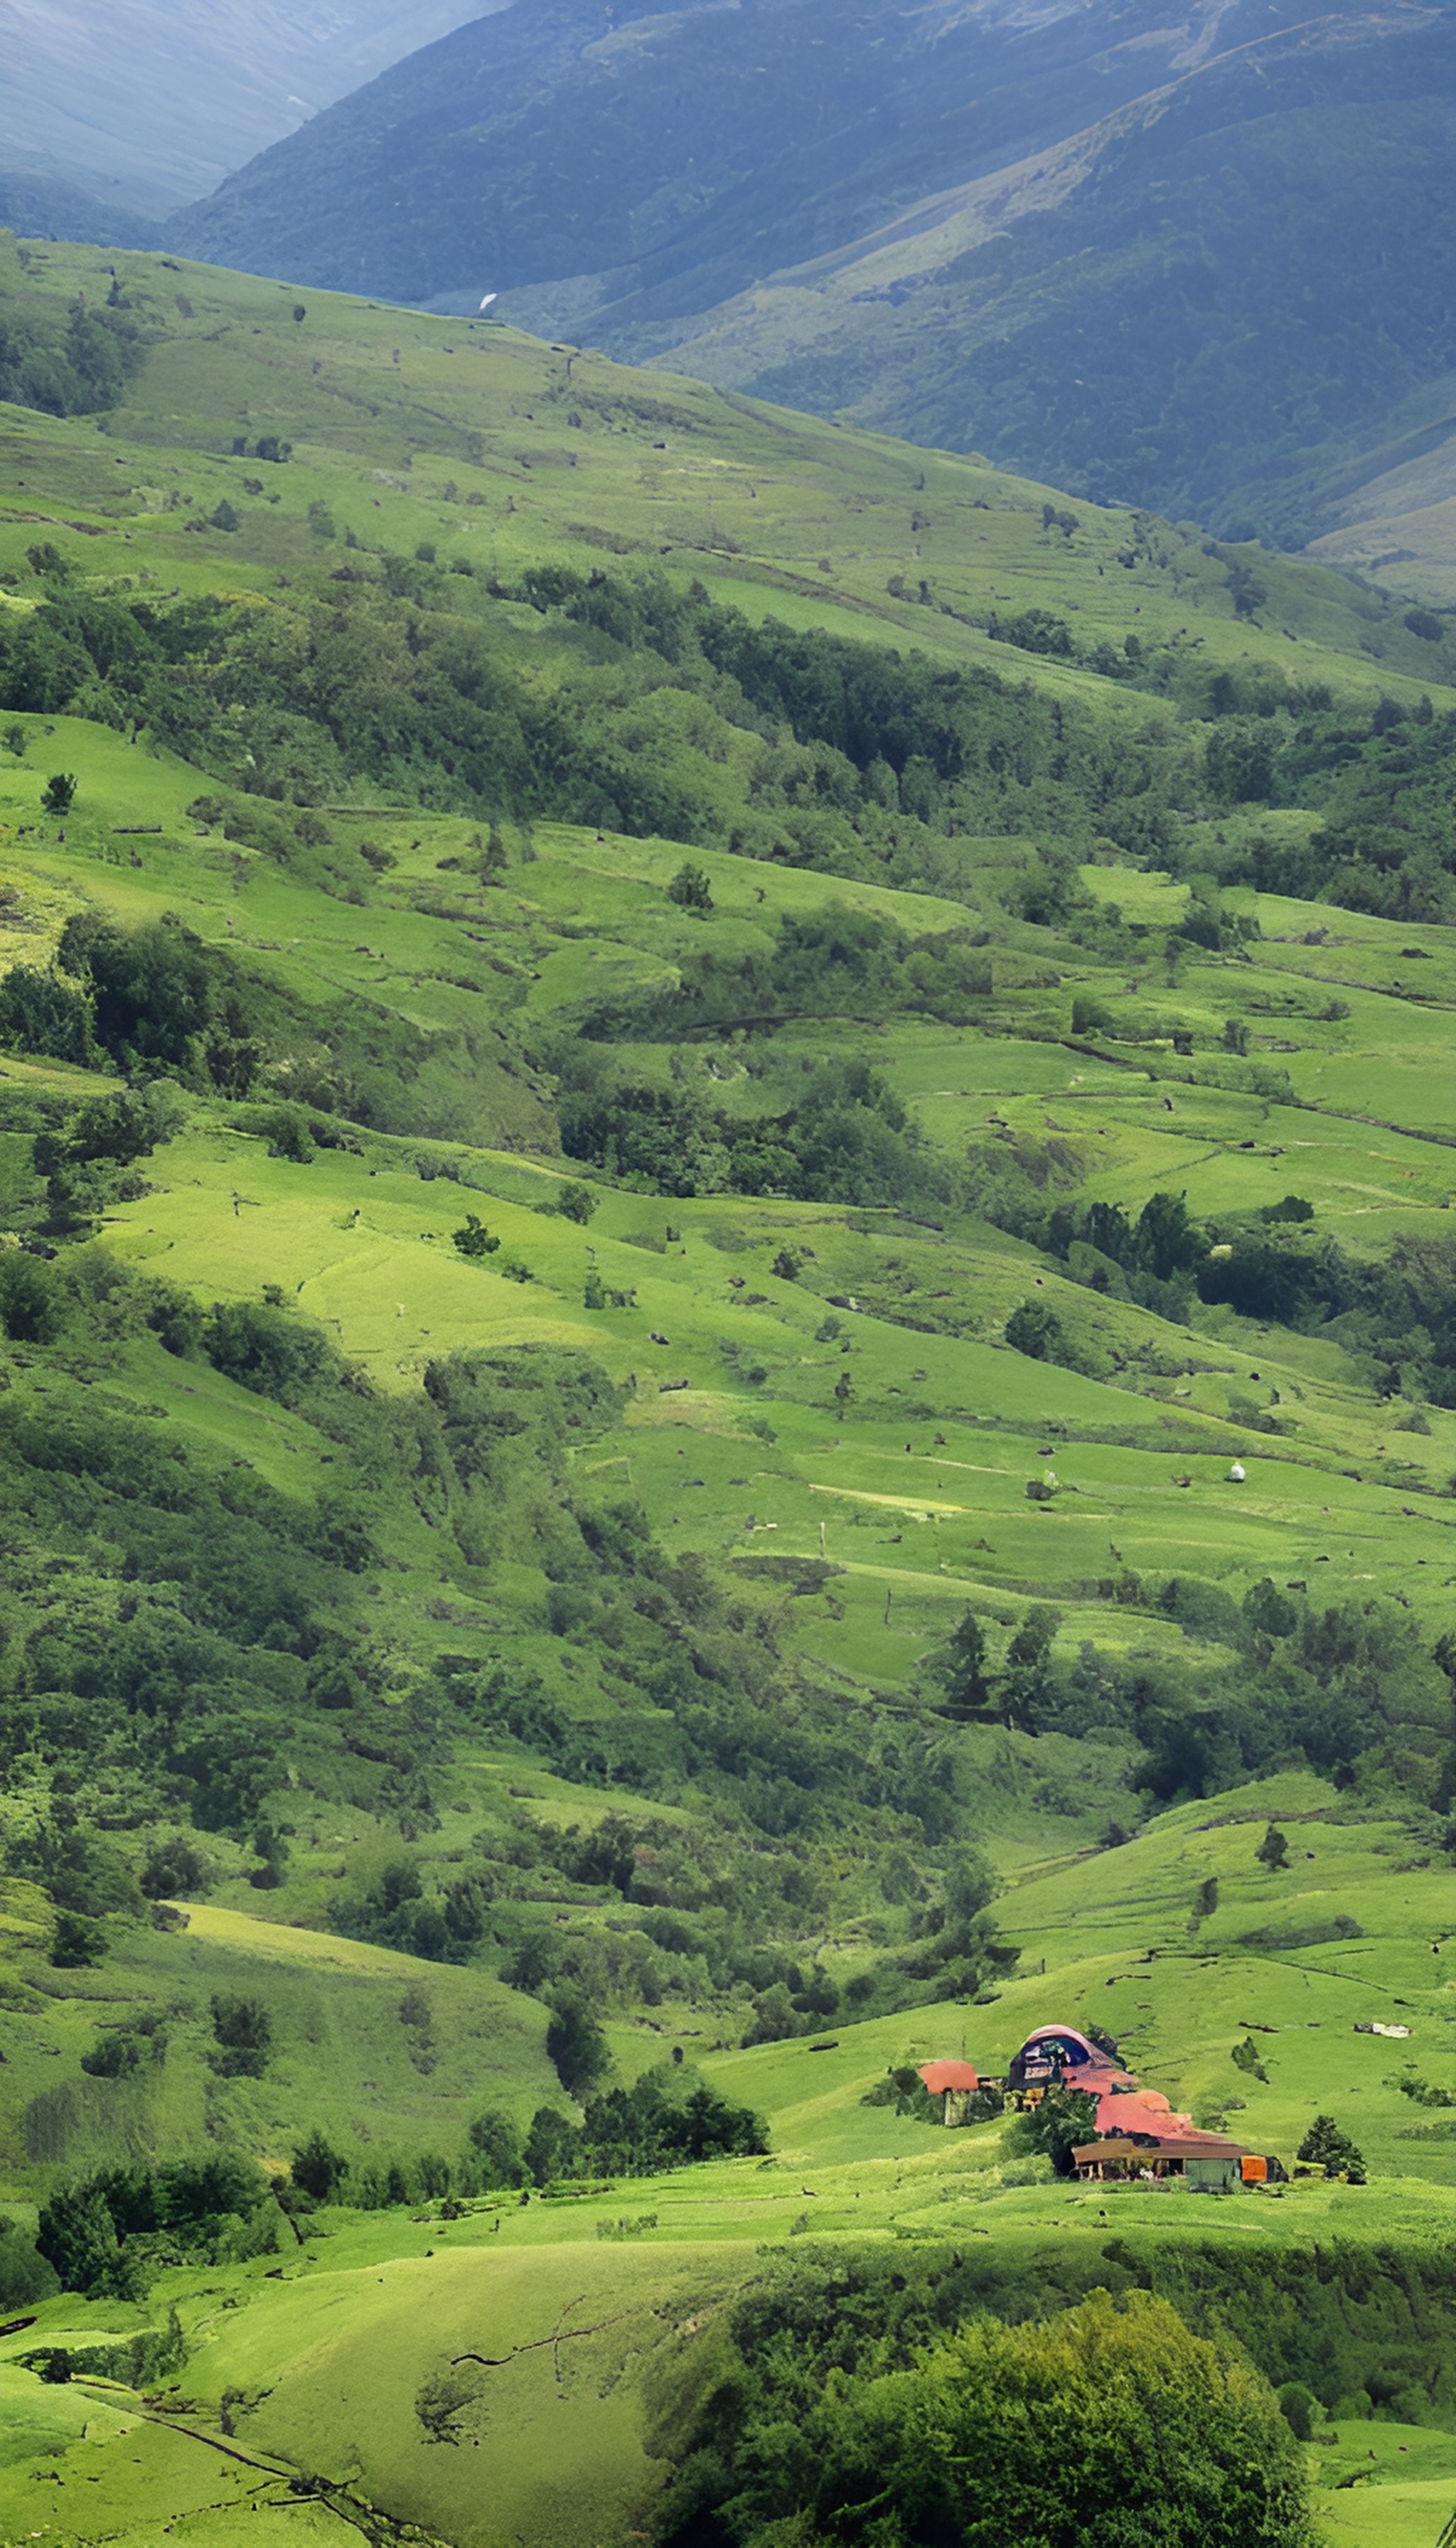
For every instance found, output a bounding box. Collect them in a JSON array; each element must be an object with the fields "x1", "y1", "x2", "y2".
[
  {"x1": 919, "y1": 2060, "x2": 979, "y2": 2097},
  {"x1": 919, "y1": 2059, "x2": 983, "y2": 2126}
]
